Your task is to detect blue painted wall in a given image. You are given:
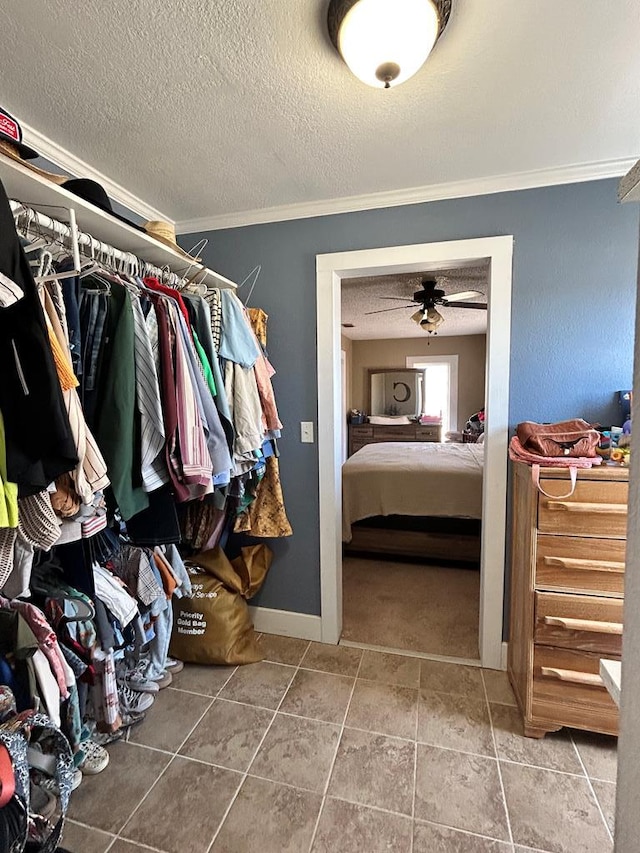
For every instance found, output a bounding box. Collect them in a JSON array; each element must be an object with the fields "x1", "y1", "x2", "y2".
[{"x1": 184, "y1": 179, "x2": 639, "y2": 617}]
